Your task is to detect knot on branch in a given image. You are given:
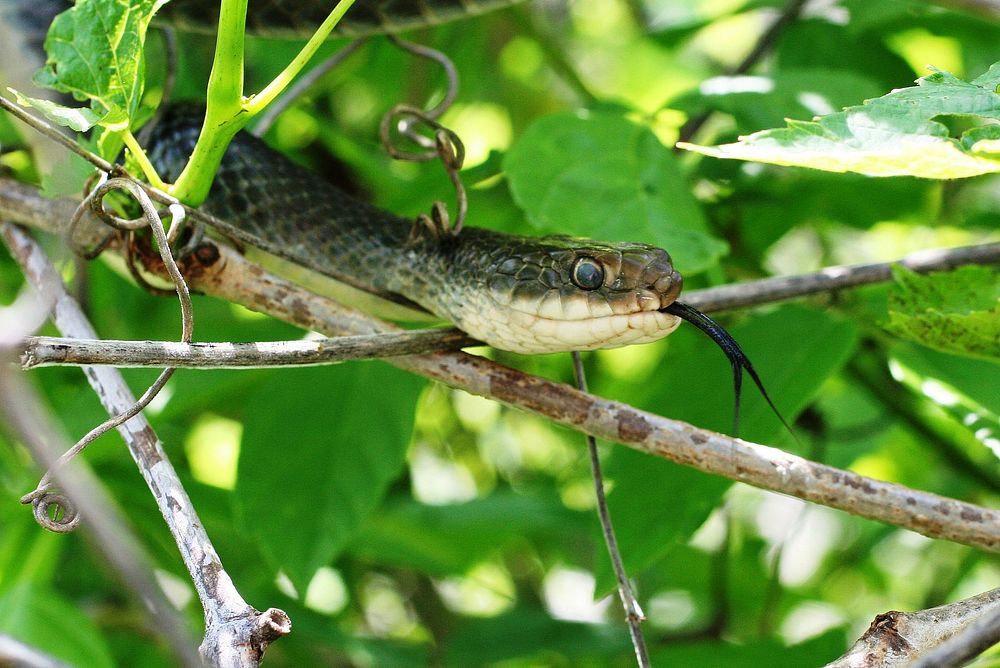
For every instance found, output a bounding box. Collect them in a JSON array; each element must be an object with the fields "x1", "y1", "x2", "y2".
[
  {"x1": 202, "y1": 606, "x2": 292, "y2": 665},
  {"x1": 250, "y1": 608, "x2": 292, "y2": 649}
]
